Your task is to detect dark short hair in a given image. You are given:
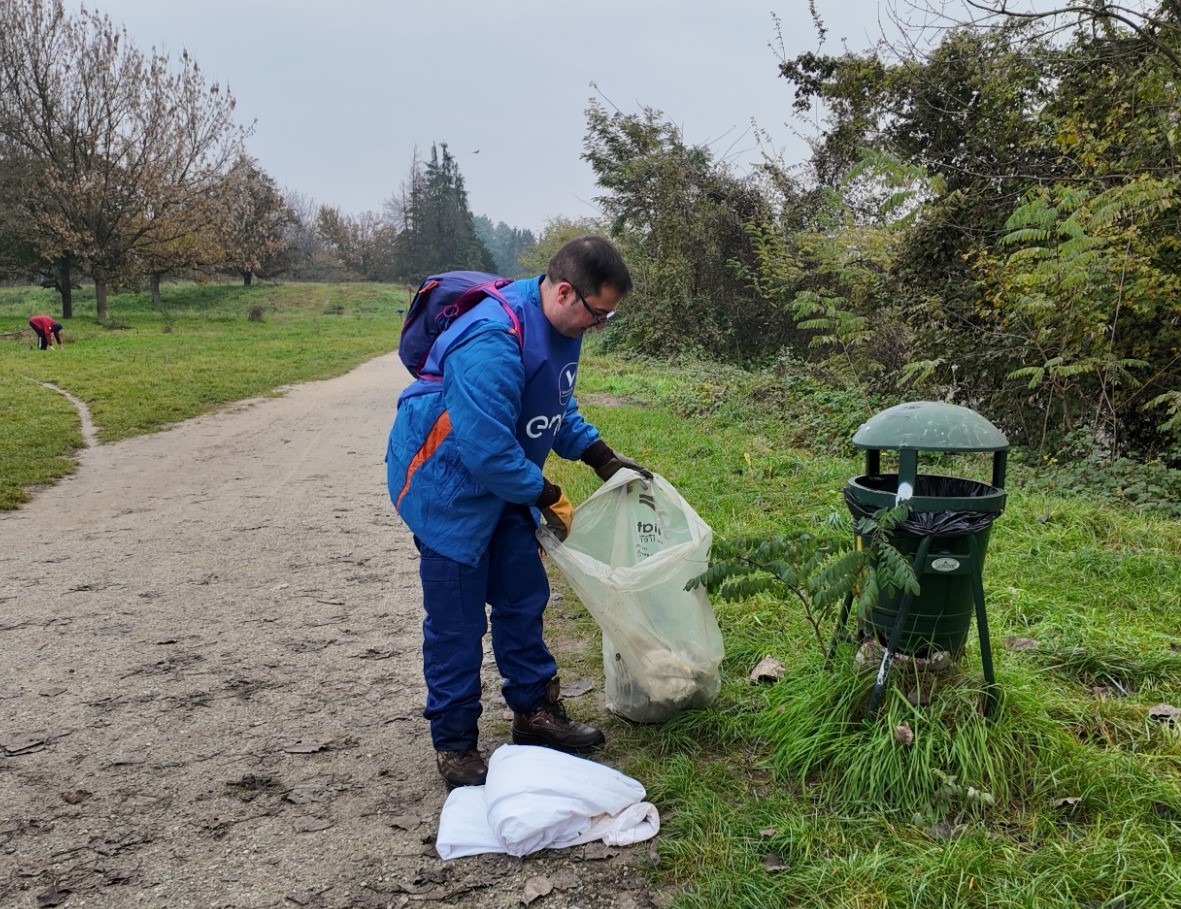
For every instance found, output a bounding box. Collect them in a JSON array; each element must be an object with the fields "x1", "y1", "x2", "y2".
[{"x1": 547, "y1": 236, "x2": 632, "y2": 299}]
